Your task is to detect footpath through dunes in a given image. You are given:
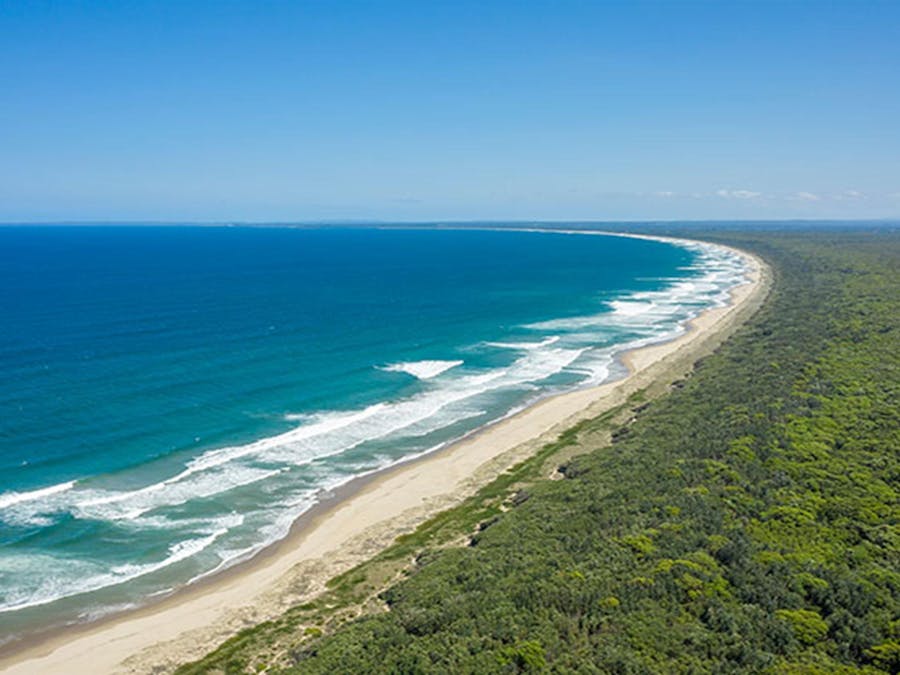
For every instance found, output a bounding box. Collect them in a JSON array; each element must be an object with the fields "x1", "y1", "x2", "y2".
[
  {"x1": 0, "y1": 233, "x2": 765, "y2": 674},
  {"x1": 180, "y1": 228, "x2": 900, "y2": 674}
]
